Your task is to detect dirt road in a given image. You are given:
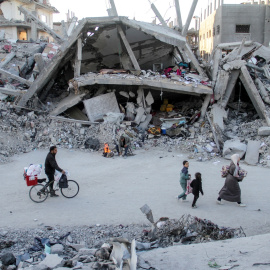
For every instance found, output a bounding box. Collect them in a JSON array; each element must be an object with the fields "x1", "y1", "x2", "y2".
[{"x1": 0, "y1": 148, "x2": 269, "y2": 236}]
